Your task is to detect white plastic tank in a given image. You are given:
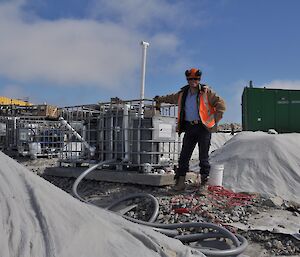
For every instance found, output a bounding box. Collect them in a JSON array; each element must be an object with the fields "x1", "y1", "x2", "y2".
[{"x1": 29, "y1": 142, "x2": 41, "y2": 157}]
